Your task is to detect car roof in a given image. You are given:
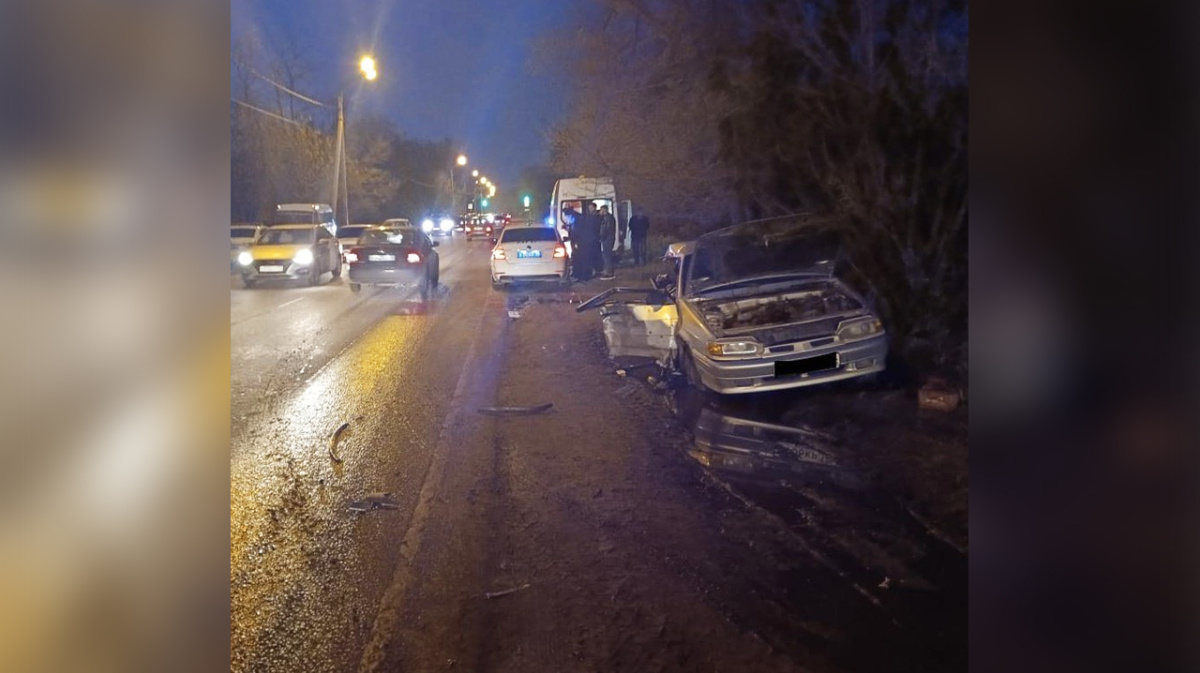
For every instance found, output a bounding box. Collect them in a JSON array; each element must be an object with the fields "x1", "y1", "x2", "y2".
[
  {"x1": 266, "y1": 224, "x2": 319, "y2": 231},
  {"x1": 502, "y1": 222, "x2": 553, "y2": 230}
]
